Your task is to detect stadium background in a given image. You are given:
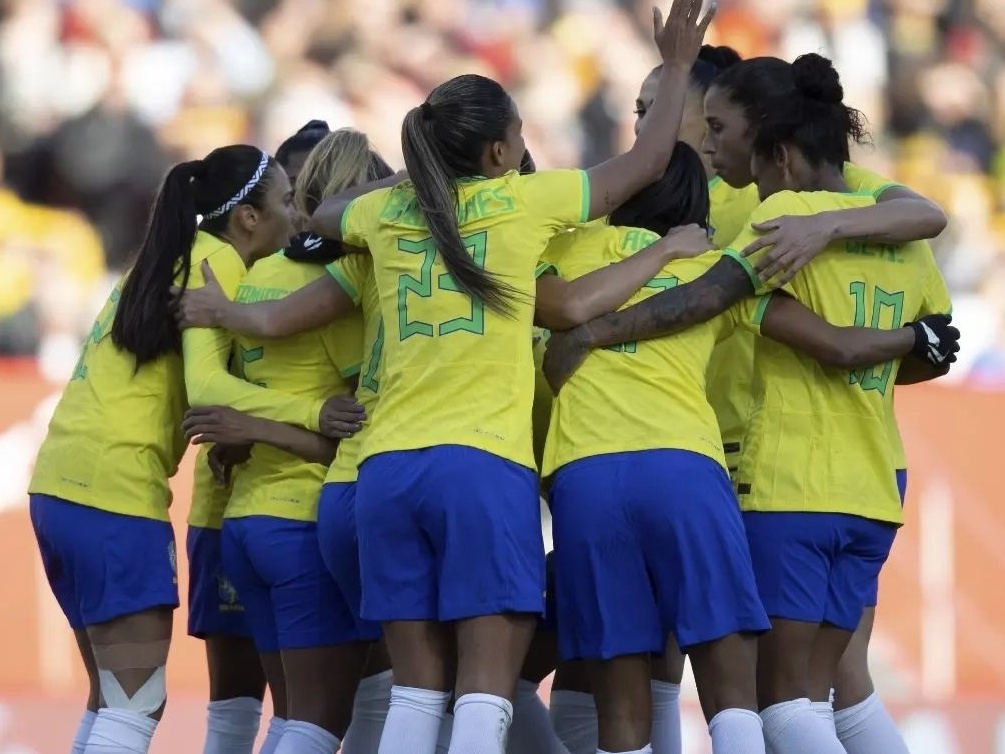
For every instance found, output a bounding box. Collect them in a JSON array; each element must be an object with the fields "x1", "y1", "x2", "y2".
[{"x1": 1, "y1": 0, "x2": 1004, "y2": 751}]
